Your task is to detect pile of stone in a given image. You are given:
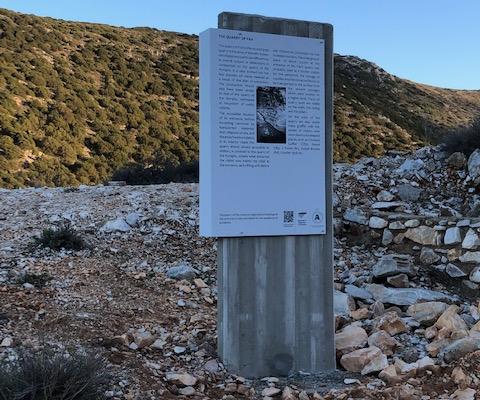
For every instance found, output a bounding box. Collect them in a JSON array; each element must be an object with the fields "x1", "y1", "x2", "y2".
[{"x1": 3, "y1": 145, "x2": 480, "y2": 399}]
